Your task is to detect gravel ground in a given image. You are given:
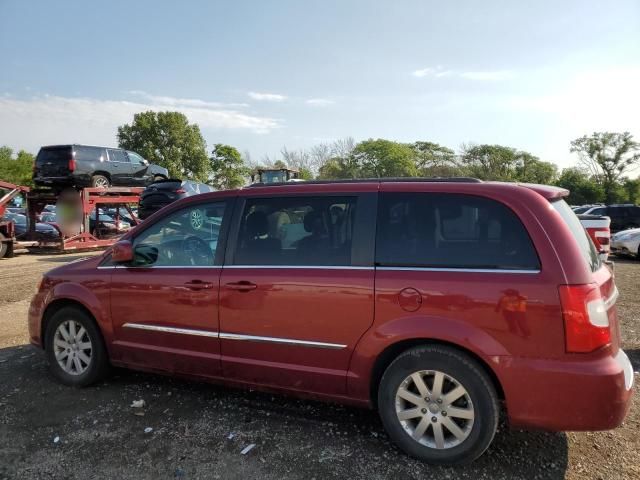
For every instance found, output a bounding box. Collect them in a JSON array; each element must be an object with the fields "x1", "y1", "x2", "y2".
[{"x1": 0, "y1": 252, "x2": 638, "y2": 480}]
